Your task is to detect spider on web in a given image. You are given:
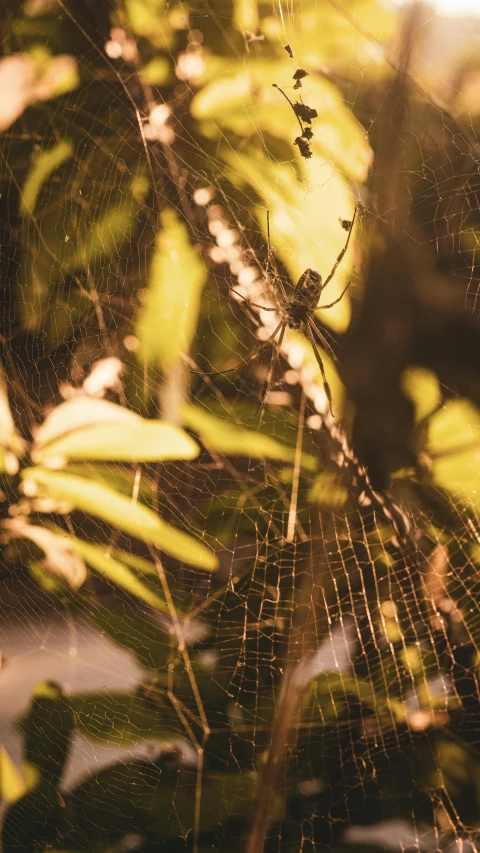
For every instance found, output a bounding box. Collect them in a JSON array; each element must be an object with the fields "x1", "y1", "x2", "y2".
[{"x1": 196, "y1": 207, "x2": 358, "y2": 418}]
